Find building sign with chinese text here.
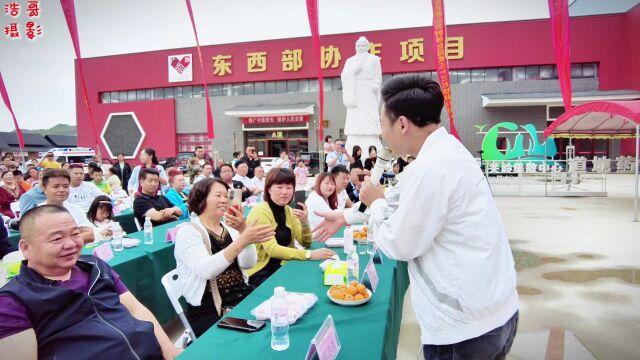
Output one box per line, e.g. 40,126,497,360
242,115,309,126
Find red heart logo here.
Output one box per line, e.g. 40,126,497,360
170,56,190,74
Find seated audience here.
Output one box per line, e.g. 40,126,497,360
193,163,215,184
346,166,363,202
0,170,24,218
13,170,31,192
87,195,115,242
0,222,15,260
39,169,94,244
68,165,108,212
91,167,112,194
219,164,251,201
330,165,354,210
19,172,46,215
133,168,182,227
246,168,335,287
305,173,339,228
0,205,180,359
232,162,259,195
174,178,274,336
164,169,190,220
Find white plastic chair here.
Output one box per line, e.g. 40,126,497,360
161,269,197,343
9,202,20,218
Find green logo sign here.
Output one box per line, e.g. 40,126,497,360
480,122,557,161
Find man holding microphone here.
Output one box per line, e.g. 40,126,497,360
313,74,518,359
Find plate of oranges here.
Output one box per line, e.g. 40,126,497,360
353,226,369,243
327,282,372,306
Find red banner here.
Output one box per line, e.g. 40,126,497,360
242,115,309,126
185,0,215,139
60,0,101,152
431,0,460,140
0,71,24,149
305,0,324,145
548,0,572,112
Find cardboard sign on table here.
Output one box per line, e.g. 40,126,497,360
361,258,379,293
93,242,114,262
305,315,341,360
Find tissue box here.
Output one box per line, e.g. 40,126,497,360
323,261,347,286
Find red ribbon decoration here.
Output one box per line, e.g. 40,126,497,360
548,0,572,112
305,0,324,145
59,0,102,153
0,71,24,150
185,0,215,139
431,0,460,140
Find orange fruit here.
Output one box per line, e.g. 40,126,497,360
344,293,354,301
330,285,339,292
362,291,369,299
349,281,359,287
356,284,367,295
354,294,364,301
346,286,358,296
332,291,345,300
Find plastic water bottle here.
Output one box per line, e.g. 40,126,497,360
347,248,360,284
143,217,153,245
270,286,289,351
112,223,123,252
343,225,353,255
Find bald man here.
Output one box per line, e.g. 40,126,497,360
0,205,181,359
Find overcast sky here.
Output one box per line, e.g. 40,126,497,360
0,0,629,132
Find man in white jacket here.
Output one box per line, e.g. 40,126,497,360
313,74,518,359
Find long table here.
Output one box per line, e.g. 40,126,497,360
7,208,137,248
178,244,409,360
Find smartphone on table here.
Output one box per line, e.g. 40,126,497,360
217,317,266,333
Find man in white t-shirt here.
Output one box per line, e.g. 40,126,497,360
330,165,353,210
68,164,108,212
38,169,95,244
325,139,353,172
232,162,259,195
251,166,265,194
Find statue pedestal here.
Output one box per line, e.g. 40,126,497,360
346,135,383,162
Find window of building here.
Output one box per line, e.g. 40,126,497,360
231,83,243,96
265,81,276,94
145,89,153,100
276,81,287,94
540,65,554,80
174,87,183,98
484,68,498,82
298,79,310,92
287,80,299,93
571,64,583,78
525,66,540,80
309,79,319,92
513,67,526,81
332,77,342,90
163,88,174,98
470,69,484,83
254,82,265,95
323,78,332,92
497,68,512,81
183,86,193,98
101,92,110,103
119,91,128,102
243,83,254,95
222,84,233,96
154,88,163,99
210,84,223,97
582,63,597,78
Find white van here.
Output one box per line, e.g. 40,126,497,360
38,147,96,166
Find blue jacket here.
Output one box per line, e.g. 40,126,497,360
165,188,190,220
18,185,47,215
0,256,163,360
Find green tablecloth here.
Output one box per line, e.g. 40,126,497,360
178,244,409,360
7,209,136,248
82,220,184,324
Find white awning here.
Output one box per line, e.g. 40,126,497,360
482,90,640,108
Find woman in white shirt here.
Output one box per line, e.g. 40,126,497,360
271,150,291,170
304,173,338,228
86,195,114,242
174,178,274,337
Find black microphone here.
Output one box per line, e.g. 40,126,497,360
359,147,392,213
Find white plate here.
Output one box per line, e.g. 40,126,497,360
326,289,372,306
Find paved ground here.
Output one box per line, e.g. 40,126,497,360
397,174,640,360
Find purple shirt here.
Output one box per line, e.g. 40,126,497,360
0,265,128,338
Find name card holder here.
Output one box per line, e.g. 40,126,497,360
305,315,341,360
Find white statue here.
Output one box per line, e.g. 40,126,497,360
341,36,383,155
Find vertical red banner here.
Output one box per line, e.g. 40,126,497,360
0,71,24,149
305,0,324,145
59,0,101,152
185,0,215,140
431,0,460,140
548,0,572,112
